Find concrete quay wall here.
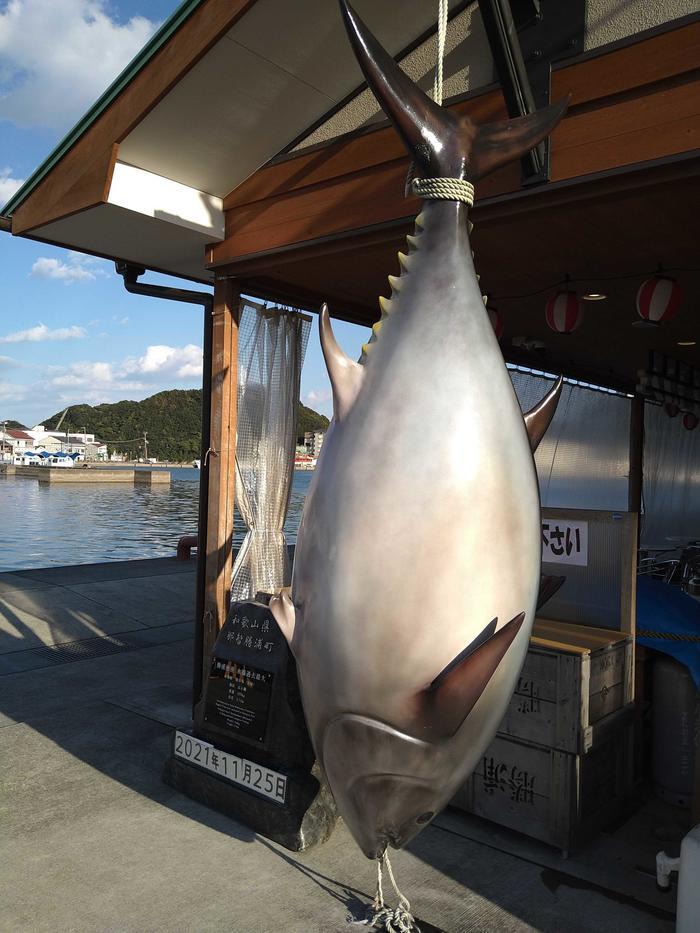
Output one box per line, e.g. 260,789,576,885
1,465,170,484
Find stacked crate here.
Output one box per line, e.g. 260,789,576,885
452,618,634,855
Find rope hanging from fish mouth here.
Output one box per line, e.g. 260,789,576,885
361,851,421,933
406,0,475,208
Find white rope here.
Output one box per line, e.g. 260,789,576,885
410,175,474,205
363,852,421,932
406,2,474,206
433,0,449,105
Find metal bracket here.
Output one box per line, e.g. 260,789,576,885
479,0,585,185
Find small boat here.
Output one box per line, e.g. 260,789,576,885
192,459,201,469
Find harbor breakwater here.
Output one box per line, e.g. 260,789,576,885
1,465,170,484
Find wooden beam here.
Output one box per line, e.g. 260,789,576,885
211,20,700,271
551,18,700,107
200,278,239,690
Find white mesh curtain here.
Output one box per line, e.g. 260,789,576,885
642,401,700,548
510,369,631,510
231,299,311,601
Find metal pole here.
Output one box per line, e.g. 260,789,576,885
115,262,215,714
628,395,645,525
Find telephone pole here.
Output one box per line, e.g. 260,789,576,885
143,431,148,461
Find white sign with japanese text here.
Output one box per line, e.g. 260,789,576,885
173,730,287,803
541,518,588,567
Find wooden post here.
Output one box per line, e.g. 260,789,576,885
200,277,239,696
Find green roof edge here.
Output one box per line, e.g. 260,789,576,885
1,0,207,217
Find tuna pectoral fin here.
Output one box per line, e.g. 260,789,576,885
269,588,296,647
413,613,525,741
524,376,564,451
320,303,364,421
537,574,565,610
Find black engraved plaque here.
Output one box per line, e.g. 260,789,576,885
169,596,338,852
204,659,273,743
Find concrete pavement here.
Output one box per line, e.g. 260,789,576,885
0,559,678,932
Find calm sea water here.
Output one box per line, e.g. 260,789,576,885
0,467,314,572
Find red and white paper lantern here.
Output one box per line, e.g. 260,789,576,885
487,305,504,340
683,412,698,431
545,290,583,334
636,275,682,325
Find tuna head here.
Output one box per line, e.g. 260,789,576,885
319,612,526,858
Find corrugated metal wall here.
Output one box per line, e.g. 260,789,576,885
641,401,700,549
510,370,631,511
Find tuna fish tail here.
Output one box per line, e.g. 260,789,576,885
338,0,569,183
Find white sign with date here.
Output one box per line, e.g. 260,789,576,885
173,730,287,804
541,518,588,567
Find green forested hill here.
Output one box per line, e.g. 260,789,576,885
42,390,329,461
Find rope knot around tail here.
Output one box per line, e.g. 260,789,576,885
364,852,421,932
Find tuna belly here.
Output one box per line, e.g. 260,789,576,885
296,402,540,727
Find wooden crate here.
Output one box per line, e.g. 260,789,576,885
452,725,634,854
496,619,634,755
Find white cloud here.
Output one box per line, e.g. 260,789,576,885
305,389,332,407
6,342,204,422
30,253,108,283
0,323,86,344
0,166,24,204
0,0,159,130
123,344,203,379
0,379,26,402
0,355,17,367
51,361,117,388
46,343,203,395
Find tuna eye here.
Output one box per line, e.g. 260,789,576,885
416,812,433,825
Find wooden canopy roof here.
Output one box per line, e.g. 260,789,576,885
2,0,470,280
210,17,700,391
4,1,699,391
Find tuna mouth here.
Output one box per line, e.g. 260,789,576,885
347,773,437,858
322,713,445,859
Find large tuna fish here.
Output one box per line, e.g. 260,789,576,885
271,0,567,861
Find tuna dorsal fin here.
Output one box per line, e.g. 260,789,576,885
412,612,525,741
470,98,570,180
537,574,565,610
269,587,296,647
319,302,364,420
524,376,564,451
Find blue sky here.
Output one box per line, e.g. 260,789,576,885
0,0,368,426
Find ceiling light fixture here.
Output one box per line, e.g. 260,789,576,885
678,340,697,347
582,292,607,301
